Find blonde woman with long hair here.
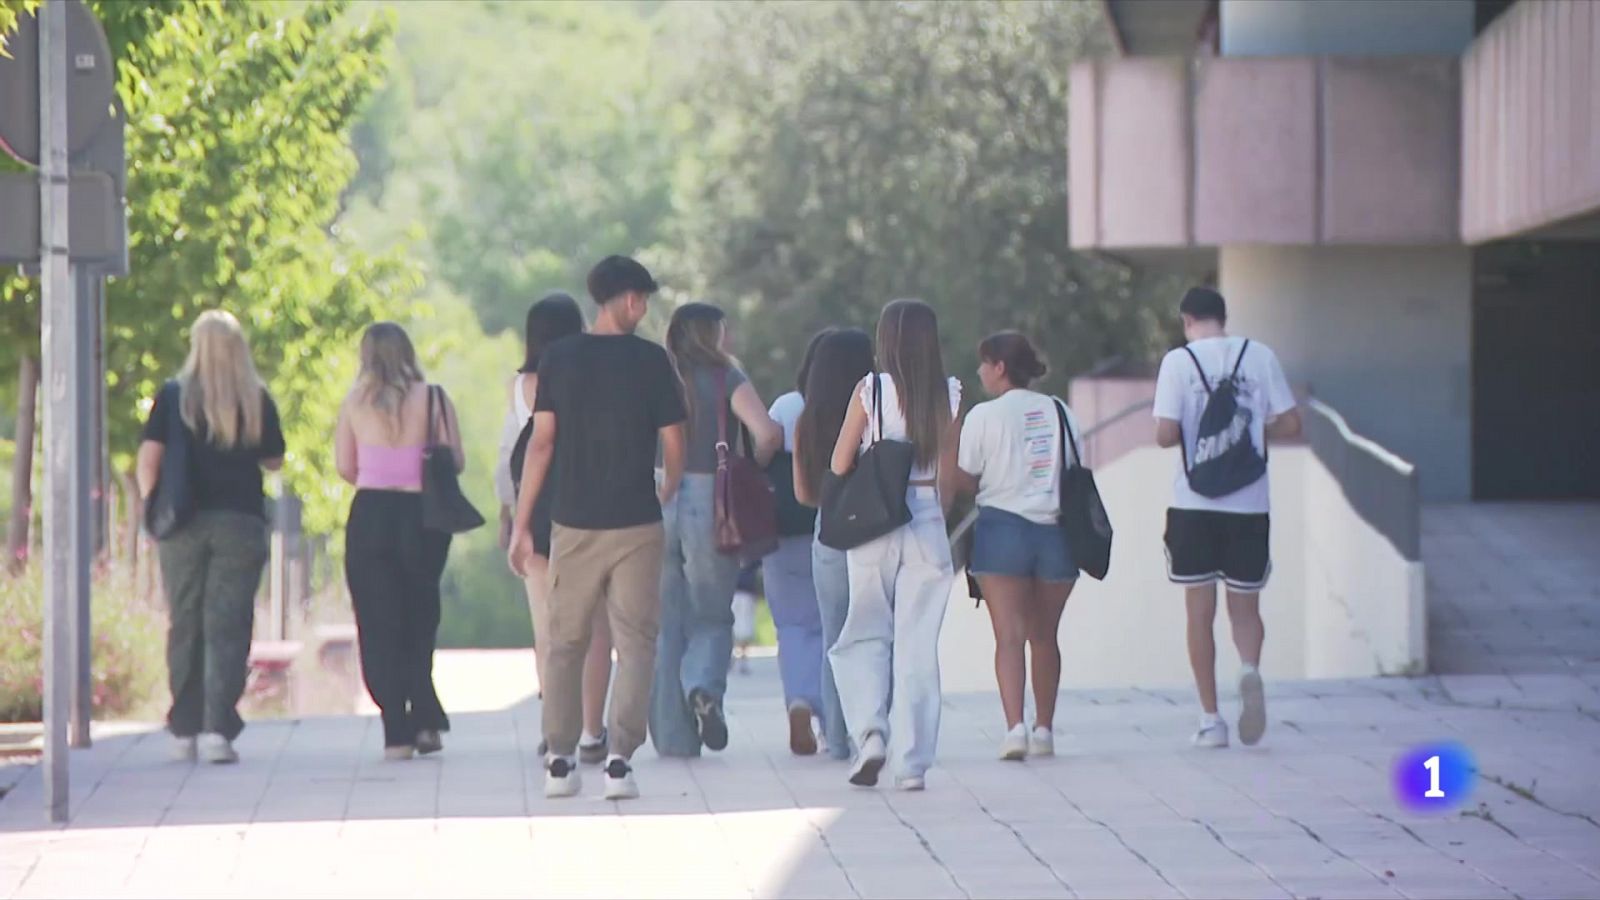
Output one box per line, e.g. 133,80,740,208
335,322,465,761
137,310,286,765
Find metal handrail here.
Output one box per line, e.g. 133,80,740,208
947,397,1154,548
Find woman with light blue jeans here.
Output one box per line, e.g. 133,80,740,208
650,303,781,757
827,300,962,791
791,328,875,761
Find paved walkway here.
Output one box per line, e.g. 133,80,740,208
3,653,1599,899
2,503,1598,899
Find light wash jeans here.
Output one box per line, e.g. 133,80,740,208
830,487,952,779
762,535,824,714
812,523,852,761
650,474,741,757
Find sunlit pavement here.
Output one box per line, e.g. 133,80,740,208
0,638,1596,900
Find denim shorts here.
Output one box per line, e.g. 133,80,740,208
970,506,1077,583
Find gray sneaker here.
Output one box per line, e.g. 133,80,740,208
578,729,609,766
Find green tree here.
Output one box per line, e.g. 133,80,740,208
2,0,419,541
660,0,1180,401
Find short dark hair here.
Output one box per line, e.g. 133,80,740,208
587,255,659,305
1179,286,1227,323
520,292,585,374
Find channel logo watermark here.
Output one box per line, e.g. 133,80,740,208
1392,742,1476,813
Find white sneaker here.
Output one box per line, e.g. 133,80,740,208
895,775,926,792
172,736,197,763
545,756,582,798
197,733,238,765
999,724,1028,761
602,756,639,800
1029,726,1055,758
383,745,415,761
848,732,887,787
1192,719,1230,749
1238,670,1267,746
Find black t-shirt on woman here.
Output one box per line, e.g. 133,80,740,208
534,333,687,530
141,381,287,519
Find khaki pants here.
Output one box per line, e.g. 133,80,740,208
543,521,663,759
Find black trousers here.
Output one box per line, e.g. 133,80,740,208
345,490,452,747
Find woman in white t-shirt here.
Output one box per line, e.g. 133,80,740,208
955,332,1080,763
829,299,962,791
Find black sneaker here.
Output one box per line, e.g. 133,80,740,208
690,689,729,752
602,756,638,800
578,728,609,766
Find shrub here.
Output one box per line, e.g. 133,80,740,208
0,563,165,723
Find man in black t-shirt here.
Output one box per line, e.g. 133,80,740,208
509,255,687,801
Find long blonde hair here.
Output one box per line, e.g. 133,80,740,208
177,310,266,449
356,322,425,435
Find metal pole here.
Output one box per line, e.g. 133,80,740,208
269,477,285,641
92,274,109,558
70,267,93,749
38,0,76,823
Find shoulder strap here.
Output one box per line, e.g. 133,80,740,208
1182,345,1212,396
428,384,448,448
714,367,730,450
872,372,884,442
1230,338,1251,380
1053,398,1080,470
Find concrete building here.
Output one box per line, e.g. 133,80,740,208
1069,0,1599,503
938,0,1596,694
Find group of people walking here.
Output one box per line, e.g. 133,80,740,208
136,261,1299,801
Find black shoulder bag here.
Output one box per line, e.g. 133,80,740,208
422,385,485,534
818,373,914,551
144,380,197,540
1054,398,1112,580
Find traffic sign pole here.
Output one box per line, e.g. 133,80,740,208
39,0,79,823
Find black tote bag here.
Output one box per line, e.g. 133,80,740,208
818,373,914,551
144,380,197,540
1054,398,1112,580
421,385,485,534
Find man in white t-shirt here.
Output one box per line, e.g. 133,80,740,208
1153,287,1299,750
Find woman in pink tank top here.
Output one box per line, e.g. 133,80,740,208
335,322,465,761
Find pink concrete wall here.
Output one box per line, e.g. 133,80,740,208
1194,58,1318,245
1461,0,1600,243
1322,58,1460,243
1099,58,1191,247
1071,56,1463,249
1067,376,1156,469
1068,62,1100,248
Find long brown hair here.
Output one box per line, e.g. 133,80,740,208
177,310,266,449
878,299,951,469
355,322,425,437
665,302,732,419
795,328,874,496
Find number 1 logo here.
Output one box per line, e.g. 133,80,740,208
1394,743,1474,812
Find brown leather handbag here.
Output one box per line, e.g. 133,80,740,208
713,369,779,564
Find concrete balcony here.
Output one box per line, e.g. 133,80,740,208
1069,55,1460,251
1462,0,1600,243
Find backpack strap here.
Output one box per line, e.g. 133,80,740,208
1182,345,1212,396
1230,338,1251,381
